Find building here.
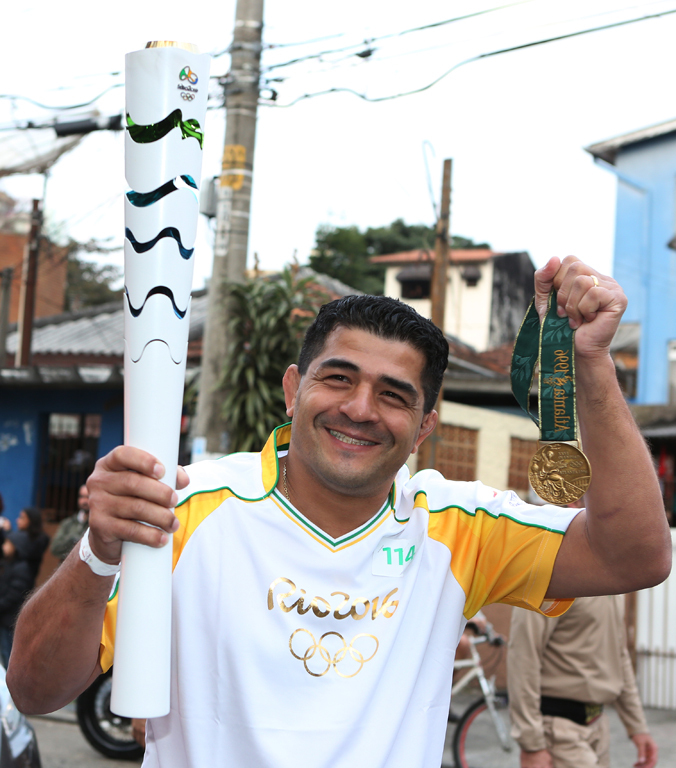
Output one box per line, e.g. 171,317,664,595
0,268,360,524
587,118,676,404
370,248,535,352
0,194,68,325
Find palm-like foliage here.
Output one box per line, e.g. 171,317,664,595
220,268,330,453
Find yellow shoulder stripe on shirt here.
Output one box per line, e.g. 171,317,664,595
99,425,292,673
416,491,572,619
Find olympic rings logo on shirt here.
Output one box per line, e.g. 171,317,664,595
179,66,198,85
181,92,195,101
289,629,379,678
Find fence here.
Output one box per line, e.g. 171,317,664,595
635,528,676,709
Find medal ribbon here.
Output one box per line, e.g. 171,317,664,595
511,290,578,443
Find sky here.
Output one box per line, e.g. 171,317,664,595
3,0,676,291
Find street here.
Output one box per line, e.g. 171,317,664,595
28,699,675,768
28,712,141,768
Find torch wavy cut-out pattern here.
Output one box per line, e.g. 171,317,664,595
126,175,197,207
125,226,194,259
124,285,188,319
126,110,204,149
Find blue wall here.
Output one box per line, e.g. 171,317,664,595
611,134,676,404
0,387,123,524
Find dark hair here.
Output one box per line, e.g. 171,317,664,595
21,508,44,539
298,295,449,413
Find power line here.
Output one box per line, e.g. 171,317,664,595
265,6,676,107
0,84,123,112
261,0,537,73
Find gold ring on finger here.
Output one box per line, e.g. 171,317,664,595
591,275,599,287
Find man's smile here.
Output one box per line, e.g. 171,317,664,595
327,428,378,447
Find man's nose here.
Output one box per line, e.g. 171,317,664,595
339,384,379,422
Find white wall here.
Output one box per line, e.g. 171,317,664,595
407,400,539,488
384,261,494,351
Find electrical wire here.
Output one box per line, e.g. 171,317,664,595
261,0,537,73
0,84,123,112
422,141,439,221
310,0,673,75
264,7,676,107
212,32,349,59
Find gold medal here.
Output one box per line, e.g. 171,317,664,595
528,442,591,505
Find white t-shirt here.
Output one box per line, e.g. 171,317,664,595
101,424,578,768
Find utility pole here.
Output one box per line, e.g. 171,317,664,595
194,0,264,455
417,159,452,471
0,267,14,368
15,199,42,368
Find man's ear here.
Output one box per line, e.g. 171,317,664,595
411,409,438,454
282,365,301,417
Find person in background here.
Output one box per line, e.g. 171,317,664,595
507,594,658,768
11,509,49,586
0,494,11,546
0,536,33,668
50,485,90,562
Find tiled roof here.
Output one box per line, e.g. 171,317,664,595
370,248,500,265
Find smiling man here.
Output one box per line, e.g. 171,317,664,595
7,257,671,768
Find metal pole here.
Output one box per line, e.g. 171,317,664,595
193,0,264,454
15,200,42,367
430,159,452,331
0,267,13,368
418,160,452,471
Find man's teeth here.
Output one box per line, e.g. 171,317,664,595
329,430,375,446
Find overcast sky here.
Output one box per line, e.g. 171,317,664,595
3,0,676,290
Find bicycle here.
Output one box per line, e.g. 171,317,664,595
441,622,519,768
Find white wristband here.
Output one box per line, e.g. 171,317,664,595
79,528,121,577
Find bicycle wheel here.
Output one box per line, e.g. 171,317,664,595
452,694,519,768
76,669,144,760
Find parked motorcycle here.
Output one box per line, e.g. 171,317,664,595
76,669,143,761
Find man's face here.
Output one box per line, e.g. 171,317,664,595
78,485,90,513
283,327,437,498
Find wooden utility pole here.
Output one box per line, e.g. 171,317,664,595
0,267,13,368
194,0,264,455
417,159,452,471
15,199,42,367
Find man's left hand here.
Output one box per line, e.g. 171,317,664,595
534,256,627,361
631,732,658,768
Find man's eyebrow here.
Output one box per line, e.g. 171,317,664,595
380,375,419,402
317,358,360,373
317,359,419,402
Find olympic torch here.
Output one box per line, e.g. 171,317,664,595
110,41,210,717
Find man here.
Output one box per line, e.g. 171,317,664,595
49,485,90,562
508,595,658,768
6,257,672,768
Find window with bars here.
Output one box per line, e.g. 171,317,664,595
37,413,101,521
435,424,478,482
508,437,538,492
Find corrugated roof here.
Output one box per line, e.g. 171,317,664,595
3,268,359,359
6,293,208,358
370,248,499,265
585,118,676,164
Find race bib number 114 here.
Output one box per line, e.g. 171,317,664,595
372,538,416,577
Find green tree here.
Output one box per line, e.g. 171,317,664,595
220,268,331,453
309,218,490,294
40,216,123,312
65,254,123,311
309,224,383,295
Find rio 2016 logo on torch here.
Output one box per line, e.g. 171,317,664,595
179,67,198,85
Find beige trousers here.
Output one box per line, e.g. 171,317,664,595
543,713,610,768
